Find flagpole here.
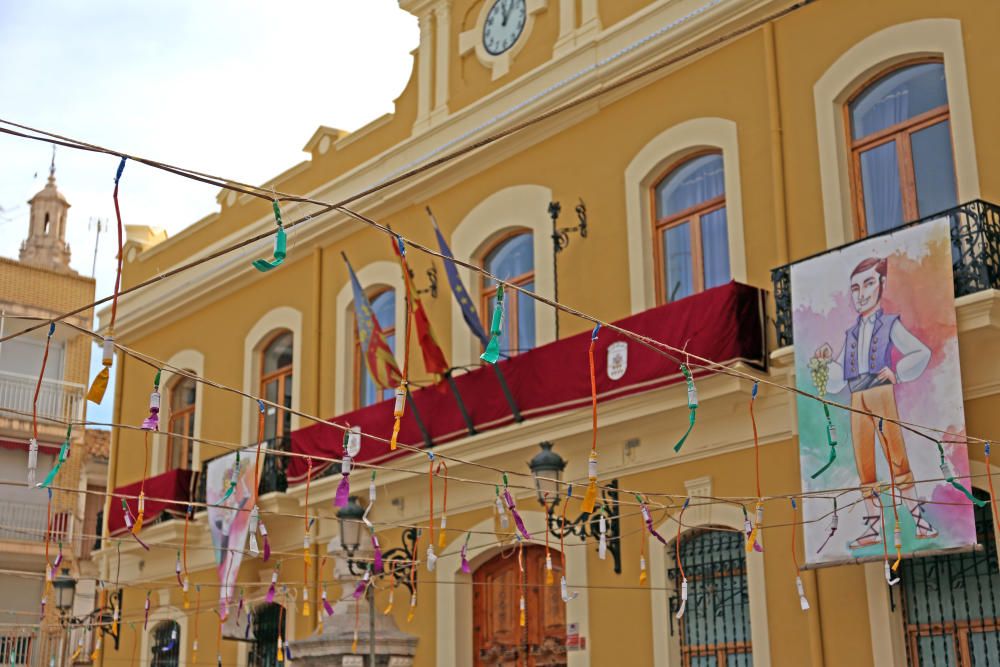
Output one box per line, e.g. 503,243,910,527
443,369,477,436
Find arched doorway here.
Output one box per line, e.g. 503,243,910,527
473,544,566,666
248,603,285,667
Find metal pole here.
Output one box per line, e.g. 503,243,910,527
368,583,376,667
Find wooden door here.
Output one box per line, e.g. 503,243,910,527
473,545,567,667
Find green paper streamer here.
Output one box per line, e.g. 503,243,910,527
480,285,504,364
936,441,986,507
252,202,287,272
672,408,696,453
40,426,72,488
810,403,838,479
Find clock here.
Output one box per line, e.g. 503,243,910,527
483,0,527,56
459,0,548,81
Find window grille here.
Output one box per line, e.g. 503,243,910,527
902,488,1000,666
150,620,180,667
248,603,285,667
668,528,752,666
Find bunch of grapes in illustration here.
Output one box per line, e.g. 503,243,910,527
808,357,831,396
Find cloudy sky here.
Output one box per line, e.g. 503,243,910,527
0,1,418,424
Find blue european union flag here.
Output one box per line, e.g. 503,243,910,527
430,215,490,348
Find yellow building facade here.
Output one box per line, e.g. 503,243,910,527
97,0,1000,666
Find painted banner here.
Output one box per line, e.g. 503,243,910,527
793,218,976,566
207,445,261,601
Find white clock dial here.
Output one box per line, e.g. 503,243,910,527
483,0,527,56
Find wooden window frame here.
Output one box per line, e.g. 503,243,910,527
165,377,196,471
649,150,726,305
845,58,956,238
480,230,535,356
259,331,293,441
352,287,396,411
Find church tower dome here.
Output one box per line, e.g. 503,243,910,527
19,150,73,273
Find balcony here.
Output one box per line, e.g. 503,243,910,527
771,200,1000,347
193,436,290,506
0,500,70,544
0,369,84,424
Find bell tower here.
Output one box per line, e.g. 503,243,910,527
19,149,73,273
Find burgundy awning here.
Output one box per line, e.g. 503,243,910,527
288,281,766,481
109,468,193,536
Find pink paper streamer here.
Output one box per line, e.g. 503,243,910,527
503,488,531,540
461,543,471,574
352,578,367,600
372,535,383,573
335,474,350,507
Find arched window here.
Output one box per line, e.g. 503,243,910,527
847,60,957,235
248,603,286,667
902,488,1000,665
166,376,196,471
668,528,752,665
473,545,566,666
260,332,293,443
354,288,396,409
652,152,730,303
150,620,180,667
481,232,535,356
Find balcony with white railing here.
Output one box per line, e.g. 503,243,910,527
0,500,71,546
0,370,84,425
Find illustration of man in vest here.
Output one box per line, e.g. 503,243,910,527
813,256,936,549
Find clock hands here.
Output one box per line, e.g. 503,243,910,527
501,0,512,27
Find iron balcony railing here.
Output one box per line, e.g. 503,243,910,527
771,199,1000,348
0,501,70,544
194,436,290,506
0,370,84,424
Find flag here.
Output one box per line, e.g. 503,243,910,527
390,237,449,377
427,208,490,348
343,254,402,390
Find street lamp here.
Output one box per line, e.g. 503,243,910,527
336,496,365,557
53,570,76,613
526,441,623,574
528,441,566,509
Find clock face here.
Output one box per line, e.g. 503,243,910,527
483,0,527,56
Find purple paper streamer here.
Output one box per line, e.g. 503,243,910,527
131,532,150,551
265,581,276,604
245,612,253,639
643,506,669,546
262,532,271,562
141,411,159,431
352,578,367,600
335,474,350,507
503,488,531,540
461,543,471,574
323,596,335,617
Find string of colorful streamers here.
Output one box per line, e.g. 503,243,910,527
120,498,149,550
745,500,764,553
436,459,448,550
816,497,839,554
986,443,1000,534
141,370,161,431
672,364,698,452
674,498,690,619
480,283,504,364
40,488,52,619
363,471,383,573
598,505,608,560
750,382,761,498
133,430,151,533
407,529,420,622
302,457,313,617
143,591,150,630
638,494,668,547
384,579,396,616
559,485,579,603
936,440,987,507
461,531,472,575
322,585,335,618
182,504,192,607
501,473,531,540
544,493,554,585
251,201,287,272
581,325,601,513
28,322,55,486
336,426,360,507
38,424,71,488
425,452,438,572
193,585,201,661
810,403,838,479
878,488,900,586
746,382,763,553
248,401,270,561
494,485,509,532
86,157,125,405
266,563,280,604
518,538,526,628
389,235,414,451
789,498,810,611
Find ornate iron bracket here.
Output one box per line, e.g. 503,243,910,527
545,479,621,574
346,526,419,594
549,199,588,254
408,263,438,299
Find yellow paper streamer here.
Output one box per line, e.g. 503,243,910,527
87,366,110,403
